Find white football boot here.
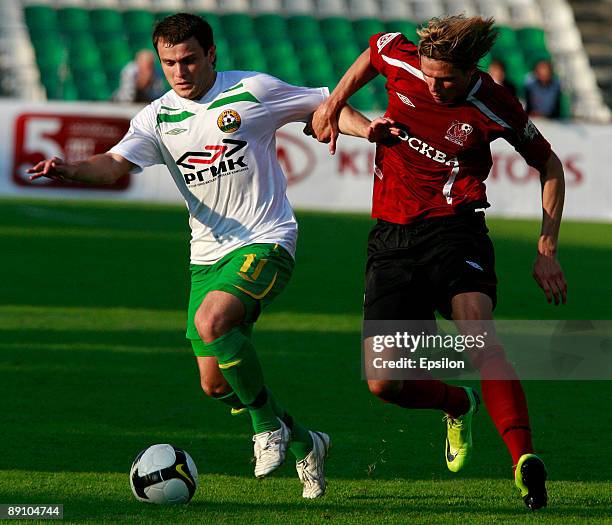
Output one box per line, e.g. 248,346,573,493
296,430,331,499
253,418,291,478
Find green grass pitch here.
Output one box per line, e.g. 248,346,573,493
1,199,610,524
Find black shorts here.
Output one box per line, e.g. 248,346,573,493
364,211,497,321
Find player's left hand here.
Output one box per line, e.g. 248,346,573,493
311,102,340,155
367,117,401,144
532,253,567,305
302,118,315,138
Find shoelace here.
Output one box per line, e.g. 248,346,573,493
254,430,282,453
298,459,319,486
443,415,464,430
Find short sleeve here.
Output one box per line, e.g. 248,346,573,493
369,32,416,77
500,95,552,169
108,105,164,173
250,74,329,129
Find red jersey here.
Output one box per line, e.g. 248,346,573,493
368,32,552,224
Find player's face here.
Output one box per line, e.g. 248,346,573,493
157,37,216,100
420,56,475,104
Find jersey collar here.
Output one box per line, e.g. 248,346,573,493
175,72,223,110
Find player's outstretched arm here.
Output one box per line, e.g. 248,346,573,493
304,107,400,153
27,153,136,185
311,49,378,154
338,106,400,142
533,151,567,305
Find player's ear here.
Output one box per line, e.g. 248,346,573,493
207,45,217,68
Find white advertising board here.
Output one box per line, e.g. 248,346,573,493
0,99,610,221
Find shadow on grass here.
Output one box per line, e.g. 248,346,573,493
3,327,611,483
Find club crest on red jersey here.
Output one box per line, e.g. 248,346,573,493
445,121,473,146
376,32,401,52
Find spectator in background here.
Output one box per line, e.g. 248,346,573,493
113,49,166,103
488,59,517,97
524,59,562,118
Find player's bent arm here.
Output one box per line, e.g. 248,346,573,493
311,49,378,144
538,151,565,256
337,105,371,138
28,153,136,185
336,106,401,144
322,49,378,115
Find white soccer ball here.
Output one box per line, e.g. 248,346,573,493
130,444,198,504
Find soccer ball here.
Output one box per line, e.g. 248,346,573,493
130,444,198,504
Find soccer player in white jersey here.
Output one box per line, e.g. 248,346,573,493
28,13,394,498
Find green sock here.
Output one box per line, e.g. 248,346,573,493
205,328,279,434
212,391,247,415
267,388,313,461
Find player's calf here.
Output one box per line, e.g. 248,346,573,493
367,379,402,402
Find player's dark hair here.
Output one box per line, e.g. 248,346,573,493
417,15,498,71
153,13,214,60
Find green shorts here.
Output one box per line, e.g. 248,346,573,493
186,243,294,356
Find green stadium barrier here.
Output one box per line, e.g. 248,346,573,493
495,25,518,49
90,8,124,35
560,90,571,119
479,52,493,71
320,17,356,45
220,13,255,42
73,69,110,100
25,6,568,106
155,11,174,23
385,20,419,44
303,67,336,89
331,44,361,74
353,18,386,48
349,85,376,110
294,42,328,63
123,10,156,35
254,14,288,41
287,15,321,42
33,40,67,70
266,61,304,86
41,69,78,101
128,32,155,55
262,41,295,64
57,7,90,35
25,5,58,33
516,27,548,54
66,34,98,55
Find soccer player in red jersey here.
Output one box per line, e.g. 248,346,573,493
312,15,567,509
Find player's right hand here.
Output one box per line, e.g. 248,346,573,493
27,156,70,182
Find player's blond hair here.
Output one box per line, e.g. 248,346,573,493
417,15,498,70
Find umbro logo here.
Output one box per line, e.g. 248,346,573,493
165,128,187,135
396,92,415,107
466,260,484,271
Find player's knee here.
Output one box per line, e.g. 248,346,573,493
473,344,512,374
367,380,401,402
200,377,231,398
194,309,231,343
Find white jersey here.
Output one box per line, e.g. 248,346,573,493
110,71,328,264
